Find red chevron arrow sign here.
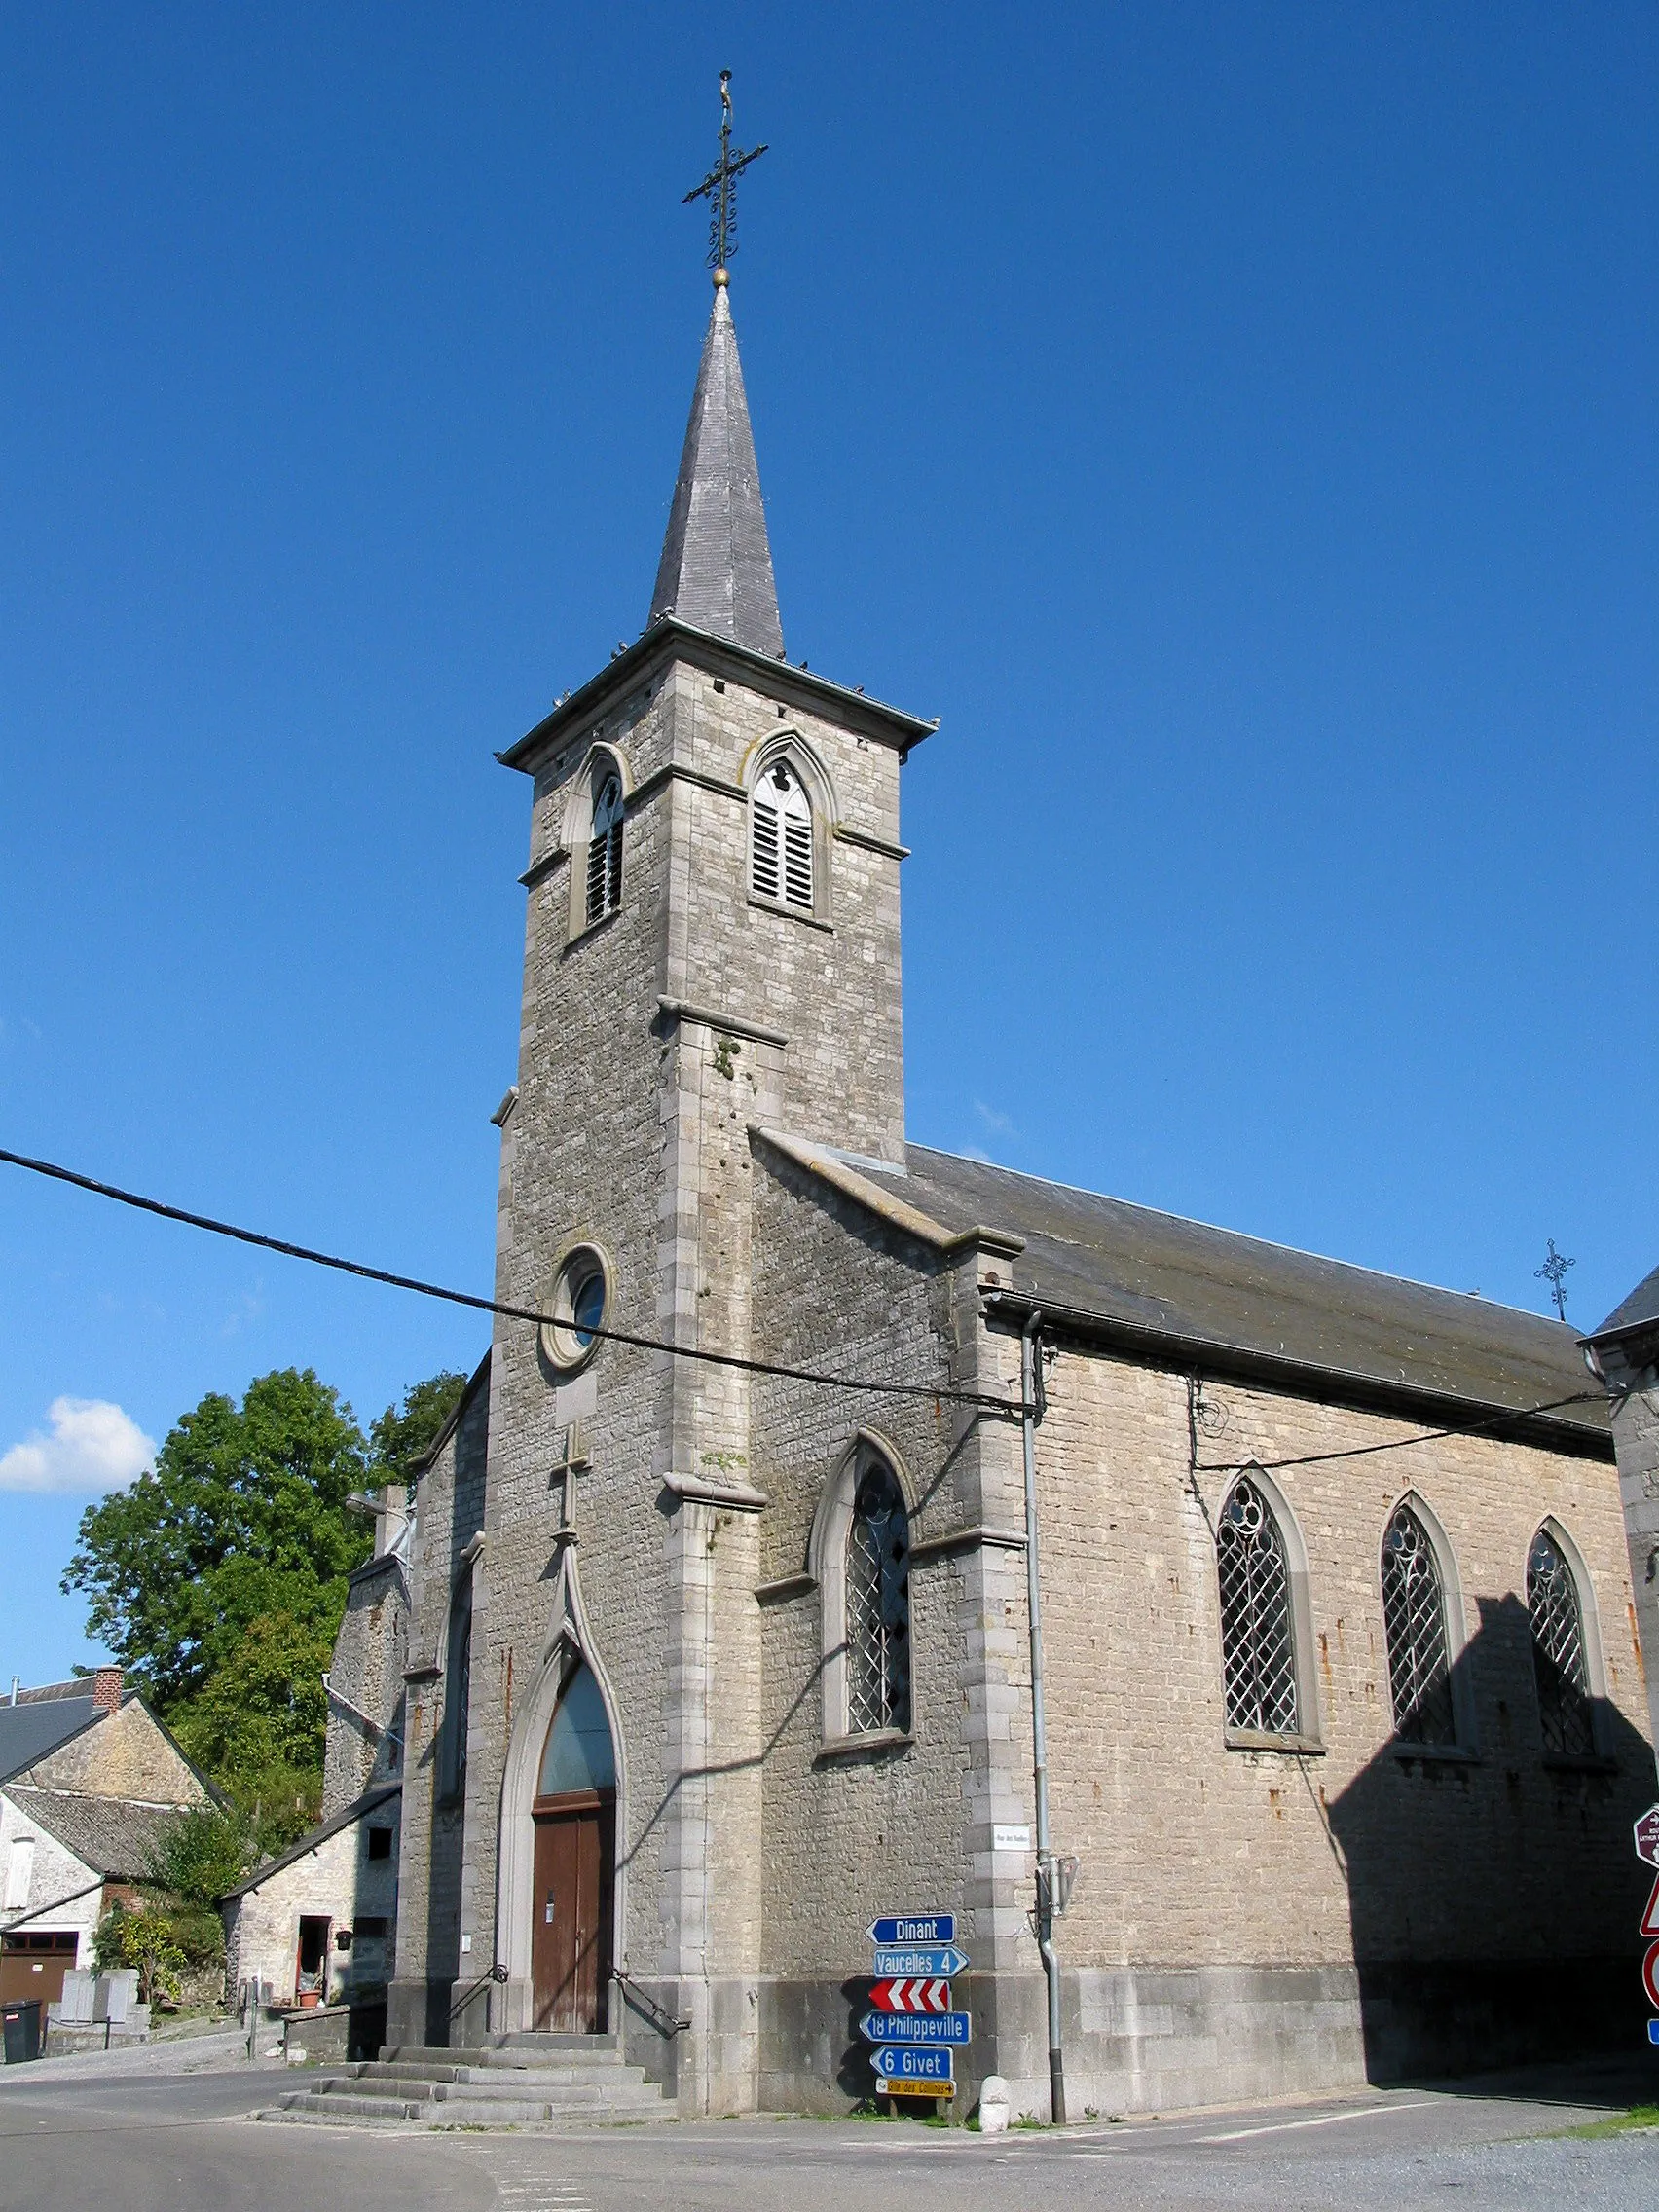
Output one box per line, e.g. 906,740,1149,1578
870,1977,951,2014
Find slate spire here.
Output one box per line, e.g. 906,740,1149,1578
648,279,785,658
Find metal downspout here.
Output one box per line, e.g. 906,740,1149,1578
1021,1310,1066,2125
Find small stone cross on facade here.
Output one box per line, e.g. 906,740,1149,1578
682,70,768,279
549,1422,591,1547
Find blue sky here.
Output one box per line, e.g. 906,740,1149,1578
2,4,1654,1685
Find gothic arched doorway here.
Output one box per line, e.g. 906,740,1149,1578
531,1659,616,2032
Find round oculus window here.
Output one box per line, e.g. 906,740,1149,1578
541,1247,610,1372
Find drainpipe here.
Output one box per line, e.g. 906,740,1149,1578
1021,1310,1066,2125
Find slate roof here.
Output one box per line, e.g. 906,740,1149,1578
3,1787,185,1881
1588,1263,1659,1346
843,1144,1609,1448
648,284,784,657
217,1784,400,1903
0,1696,98,1783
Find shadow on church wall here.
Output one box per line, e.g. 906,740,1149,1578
1325,1592,1655,2083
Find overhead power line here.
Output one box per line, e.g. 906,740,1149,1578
0,1145,1017,1416
1,1145,1606,1458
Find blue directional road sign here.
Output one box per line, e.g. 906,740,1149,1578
870,1945,969,1979
860,2010,972,2046
871,2046,953,2084
867,1914,955,1947
1649,2020,1659,2046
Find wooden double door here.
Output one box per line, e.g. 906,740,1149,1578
530,1789,614,2032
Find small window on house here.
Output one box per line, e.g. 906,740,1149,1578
1381,1503,1456,1745
353,1917,389,1940
1527,1527,1595,1757
365,1826,393,1861
1216,1475,1300,1737
846,1458,911,1735
585,772,624,926
752,759,813,910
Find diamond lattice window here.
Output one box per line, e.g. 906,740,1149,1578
752,761,813,910
1527,1528,1595,1757
846,1459,911,1735
1381,1503,1456,1745
1217,1475,1300,1737
585,773,624,925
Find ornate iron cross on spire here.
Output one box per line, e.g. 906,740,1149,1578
1535,1236,1576,1321
682,69,768,286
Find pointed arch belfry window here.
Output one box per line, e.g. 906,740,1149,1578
1527,1527,1595,1757
1216,1474,1300,1737
751,758,813,910
585,772,624,926
1381,1503,1456,1745
845,1458,911,1735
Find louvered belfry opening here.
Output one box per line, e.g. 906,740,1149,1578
1216,1475,1300,1737
1527,1528,1596,1756
585,773,624,926
751,758,813,910
1381,1503,1456,1745
846,1457,911,1735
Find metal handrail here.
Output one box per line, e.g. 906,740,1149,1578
448,1960,509,2019
611,1966,690,2035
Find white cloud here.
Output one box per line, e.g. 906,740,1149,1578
0,1398,156,1496
974,1100,1016,1137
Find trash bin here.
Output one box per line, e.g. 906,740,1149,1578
2,2000,43,2064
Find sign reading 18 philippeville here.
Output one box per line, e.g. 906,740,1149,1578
861,1914,969,2097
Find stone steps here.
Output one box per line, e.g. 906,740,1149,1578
261,2033,675,2130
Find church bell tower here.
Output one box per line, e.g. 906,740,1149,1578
461,79,935,2112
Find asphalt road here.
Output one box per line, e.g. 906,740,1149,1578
0,2048,1655,2212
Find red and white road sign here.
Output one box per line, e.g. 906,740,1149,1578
869,1977,951,2015
1642,1941,1659,2014
1635,1804,1659,1869
1642,1874,1659,1941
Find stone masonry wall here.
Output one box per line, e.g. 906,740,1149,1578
323,1555,408,1818
387,1368,488,2048
990,1334,1653,2109
21,1700,206,1808
747,1145,1024,2113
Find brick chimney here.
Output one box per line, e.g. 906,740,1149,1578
92,1667,123,1716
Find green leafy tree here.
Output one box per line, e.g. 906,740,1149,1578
63,1369,371,1711
93,1901,187,2004
168,1611,334,1849
145,1801,256,1907
370,1369,468,1487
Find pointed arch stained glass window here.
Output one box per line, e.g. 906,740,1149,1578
1527,1529,1595,1758
537,1663,617,1796
1381,1504,1456,1745
846,1458,910,1735
1216,1475,1299,1737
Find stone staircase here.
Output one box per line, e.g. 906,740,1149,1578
263,2030,675,2128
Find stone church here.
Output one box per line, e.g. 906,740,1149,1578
379,264,1653,2121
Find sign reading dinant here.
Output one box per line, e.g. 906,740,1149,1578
867,1914,955,1946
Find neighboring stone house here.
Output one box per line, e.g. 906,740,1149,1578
0,1671,210,2009
374,266,1650,2123
218,1496,408,2038
1583,1267,1659,1771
